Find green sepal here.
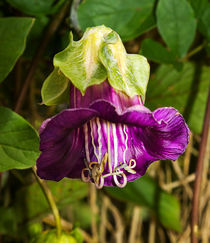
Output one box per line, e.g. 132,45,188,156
99,31,150,97
49,25,150,99
41,68,70,106
54,26,111,95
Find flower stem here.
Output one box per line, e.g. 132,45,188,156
32,167,62,237
191,90,210,243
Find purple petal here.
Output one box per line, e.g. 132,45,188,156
37,100,190,186
37,108,98,181
90,100,190,161
141,108,190,160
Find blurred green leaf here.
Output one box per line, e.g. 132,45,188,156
146,63,210,134
41,68,70,106
78,0,156,41
0,17,34,82
106,176,182,232
15,179,88,221
190,0,208,18
25,16,49,58
198,3,210,41
190,0,210,41
0,107,40,172
7,0,65,16
156,0,197,58
0,207,17,234
141,38,176,64
70,202,92,228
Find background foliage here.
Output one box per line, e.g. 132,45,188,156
0,0,209,242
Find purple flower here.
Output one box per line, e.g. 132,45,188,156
37,81,190,188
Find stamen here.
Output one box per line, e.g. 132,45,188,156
81,157,137,188
107,121,112,173
90,120,100,162
124,159,136,174
123,124,128,164
81,168,91,182
84,124,90,162
81,120,137,189
96,118,102,161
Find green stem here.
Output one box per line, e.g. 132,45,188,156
32,167,62,237
182,42,206,61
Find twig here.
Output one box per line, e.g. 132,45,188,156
184,134,193,176
157,227,166,243
128,206,141,243
14,0,71,113
42,214,73,231
148,219,156,243
104,196,124,243
32,167,62,237
201,200,210,243
191,90,210,243
161,173,195,191
89,183,99,242
100,195,108,243
172,161,193,198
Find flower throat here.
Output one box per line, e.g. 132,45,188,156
81,118,137,188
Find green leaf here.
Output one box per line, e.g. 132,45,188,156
0,207,17,234
0,107,40,172
24,16,49,58
99,31,150,97
14,179,88,221
198,3,210,41
106,176,182,232
78,0,156,41
190,0,210,41
0,17,34,82
156,0,197,58
41,68,70,106
6,0,65,16
141,38,176,64
190,0,208,18
145,63,210,134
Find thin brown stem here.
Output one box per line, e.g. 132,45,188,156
89,183,99,242
128,206,141,243
14,0,71,113
191,90,210,243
